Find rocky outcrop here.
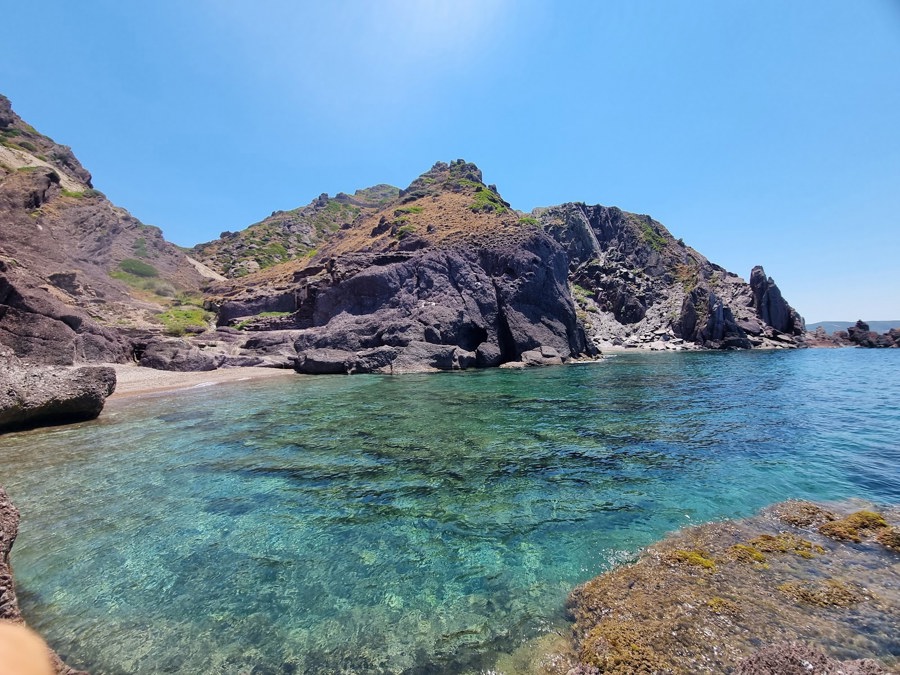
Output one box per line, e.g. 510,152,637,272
204,161,594,373
749,265,804,335
0,352,116,433
538,204,806,351
1,486,87,674
566,500,898,674
284,234,589,373
0,262,131,365
845,320,900,348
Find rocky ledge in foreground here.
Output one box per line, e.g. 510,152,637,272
0,350,115,433
560,500,898,674
1,486,86,674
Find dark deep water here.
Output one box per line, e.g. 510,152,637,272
1,349,898,673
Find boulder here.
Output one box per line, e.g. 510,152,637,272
138,337,224,372
520,345,564,366
0,357,116,433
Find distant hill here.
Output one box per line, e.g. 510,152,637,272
808,321,900,334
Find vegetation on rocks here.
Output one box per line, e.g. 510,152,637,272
565,500,898,674
154,307,213,336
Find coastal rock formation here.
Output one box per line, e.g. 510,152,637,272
1,486,87,674
749,265,804,336
0,94,209,364
2,88,810,371
564,500,897,674
805,321,900,348
846,320,900,348
206,161,591,373
0,351,116,433
536,203,805,351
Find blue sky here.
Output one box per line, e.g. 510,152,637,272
2,0,898,322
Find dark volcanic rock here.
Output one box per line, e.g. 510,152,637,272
0,355,116,433
1,485,88,674
844,320,900,348
749,265,805,335
0,269,130,365
285,232,588,372
538,203,805,350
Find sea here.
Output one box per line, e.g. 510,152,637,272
1,349,898,673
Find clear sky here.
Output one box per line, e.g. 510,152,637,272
2,0,898,322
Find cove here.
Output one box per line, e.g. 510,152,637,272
1,349,898,673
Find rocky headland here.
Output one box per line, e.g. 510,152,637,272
2,92,808,383
0,93,811,426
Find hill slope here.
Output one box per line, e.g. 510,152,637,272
0,94,210,364
185,160,804,373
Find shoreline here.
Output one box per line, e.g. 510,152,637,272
106,364,296,400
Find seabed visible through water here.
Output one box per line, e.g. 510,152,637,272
1,349,898,673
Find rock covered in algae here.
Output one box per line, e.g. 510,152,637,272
735,642,889,675
565,500,899,674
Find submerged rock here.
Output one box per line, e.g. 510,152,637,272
1,485,87,674
736,642,888,675
0,351,115,433
564,500,898,674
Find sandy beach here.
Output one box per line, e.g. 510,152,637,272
107,364,296,400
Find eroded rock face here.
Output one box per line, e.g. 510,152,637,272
0,353,116,433
538,204,806,350
749,265,805,335
284,235,589,373
0,485,87,674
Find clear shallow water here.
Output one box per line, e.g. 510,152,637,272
0,349,898,673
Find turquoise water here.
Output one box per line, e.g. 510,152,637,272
1,349,898,673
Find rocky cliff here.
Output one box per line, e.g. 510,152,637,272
199,161,591,373
2,89,807,372
537,203,804,351
185,161,805,372
0,94,211,364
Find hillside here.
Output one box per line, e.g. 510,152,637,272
191,184,399,278
180,160,804,373
0,90,808,372
0,94,210,364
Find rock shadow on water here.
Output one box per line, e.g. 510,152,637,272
529,499,900,675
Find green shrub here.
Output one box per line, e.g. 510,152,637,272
155,307,212,336
518,216,539,227
119,258,159,277
470,187,507,214
395,224,416,239
132,238,149,258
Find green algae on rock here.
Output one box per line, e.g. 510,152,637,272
818,510,890,543
565,500,899,674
